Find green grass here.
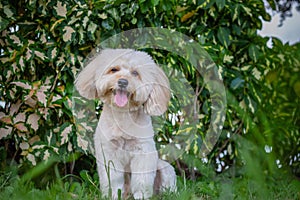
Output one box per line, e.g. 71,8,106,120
0,173,206,200
0,167,299,200
0,171,101,200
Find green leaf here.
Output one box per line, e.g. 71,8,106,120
230,77,244,90
245,96,257,113
47,47,59,61
267,0,276,10
217,27,230,48
107,8,120,23
79,170,91,182
8,34,23,47
0,16,10,31
131,17,137,24
88,22,97,36
231,4,239,22
139,1,150,13
248,44,260,62
54,1,67,18
62,26,75,42
34,50,47,61
101,17,115,30
77,134,89,152
151,0,159,7
232,24,241,35
293,81,300,97
223,54,233,63
262,13,271,22
60,123,73,145
4,5,14,18
216,0,225,10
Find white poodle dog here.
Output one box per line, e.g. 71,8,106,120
75,49,176,199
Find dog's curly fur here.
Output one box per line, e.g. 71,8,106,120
75,49,176,199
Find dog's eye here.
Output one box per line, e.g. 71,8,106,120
131,70,139,77
110,67,119,73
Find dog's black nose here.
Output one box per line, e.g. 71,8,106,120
118,78,128,88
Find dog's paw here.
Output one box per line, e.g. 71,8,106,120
133,191,151,200
133,191,143,199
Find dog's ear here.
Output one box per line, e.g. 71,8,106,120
144,67,170,116
75,57,99,99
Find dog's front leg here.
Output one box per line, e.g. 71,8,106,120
98,162,125,199
95,142,125,199
130,152,158,199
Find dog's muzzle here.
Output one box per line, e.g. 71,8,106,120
113,78,129,107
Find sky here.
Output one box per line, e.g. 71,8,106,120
258,5,300,45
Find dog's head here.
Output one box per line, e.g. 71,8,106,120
75,49,170,116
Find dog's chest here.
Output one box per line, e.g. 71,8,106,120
99,108,154,138
110,137,140,151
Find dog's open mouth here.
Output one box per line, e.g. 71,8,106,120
113,89,130,107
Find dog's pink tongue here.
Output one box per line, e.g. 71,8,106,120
114,90,128,107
